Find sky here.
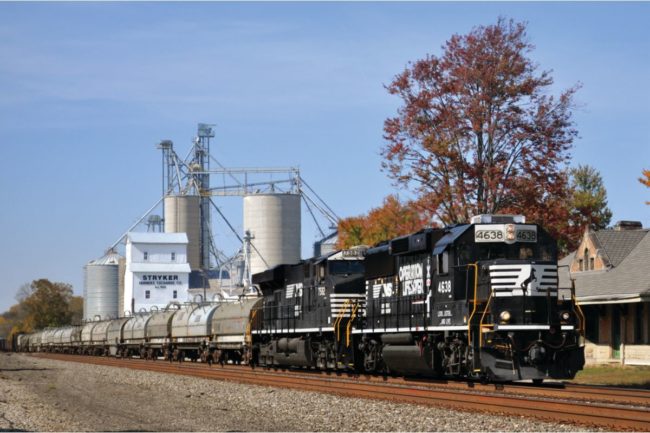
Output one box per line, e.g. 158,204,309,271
0,2,648,313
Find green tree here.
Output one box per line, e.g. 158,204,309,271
569,165,612,229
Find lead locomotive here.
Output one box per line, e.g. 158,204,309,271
250,215,585,382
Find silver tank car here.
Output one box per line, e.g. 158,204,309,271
145,305,181,360
209,296,262,364
90,320,111,355
122,313,150,358
106,317,132,357
170,303,222,362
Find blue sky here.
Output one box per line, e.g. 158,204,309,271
1,2,648,312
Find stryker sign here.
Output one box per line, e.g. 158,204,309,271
141,275,179,281
138,274,183,287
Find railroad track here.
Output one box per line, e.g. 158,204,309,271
31,353,650,431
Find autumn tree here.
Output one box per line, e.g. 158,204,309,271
21,279,74,329
640,169,650,205
338,195,430,249
382,18,578,233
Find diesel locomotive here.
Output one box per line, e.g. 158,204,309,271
17,214,585,383
250,214,585,382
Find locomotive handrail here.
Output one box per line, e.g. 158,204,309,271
466,263,479,351
334,299,351,342
346,301,359,348
571,279,586,339
479,291,494,349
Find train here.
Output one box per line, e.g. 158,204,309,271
15,214,586,383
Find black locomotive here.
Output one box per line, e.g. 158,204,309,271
250,214,585,382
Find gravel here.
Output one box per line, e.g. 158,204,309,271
0,352,603,432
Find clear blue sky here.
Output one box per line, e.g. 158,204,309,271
1,2,648,312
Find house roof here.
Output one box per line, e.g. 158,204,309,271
592,229,647,267
127,232,188,244
559,229,650,303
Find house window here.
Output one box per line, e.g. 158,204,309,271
590,257,595,271
635,303,644,344
173,290,177,299
171,252,176,261
144,251,148,261
578,259,584,271
583,248,589,270
145,290,150,299
585,306,599,343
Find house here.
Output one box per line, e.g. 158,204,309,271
558,221,650,365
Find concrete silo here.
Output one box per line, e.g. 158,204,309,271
243,193,301,276
164,195,201,271
83,250,121,321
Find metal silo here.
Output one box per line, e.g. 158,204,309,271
83,250,121,321
164,195,201,270
243,193,301,275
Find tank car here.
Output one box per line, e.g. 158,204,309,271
121,312,150,357
144,304,181,360
169,302,222,362
207,295,262,365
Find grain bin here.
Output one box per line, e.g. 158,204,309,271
164,195,201,270
83,250,121,321
243,193,301,275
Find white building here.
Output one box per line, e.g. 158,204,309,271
123,232,191,314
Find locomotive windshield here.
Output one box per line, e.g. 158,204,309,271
328,260,364,276
457,230,557,264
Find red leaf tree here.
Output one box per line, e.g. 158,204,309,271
337,195,430,249
640,169,650,205
382,18,579,244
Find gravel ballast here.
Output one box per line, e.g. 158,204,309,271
0,353,602,431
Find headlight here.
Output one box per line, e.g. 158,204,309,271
561,311,571,321
499,310,511,322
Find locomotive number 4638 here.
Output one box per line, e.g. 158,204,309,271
475,230,503,240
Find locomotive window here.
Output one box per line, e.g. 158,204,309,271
437,252,449,274
329,260,364,276
519,247,534,260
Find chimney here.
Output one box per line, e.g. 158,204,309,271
613,221,643,231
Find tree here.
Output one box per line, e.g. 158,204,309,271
338,195,430,249
640,169,650,205
569,165,612,229
382,18,578,231
21,279,74,329
68,296,84,325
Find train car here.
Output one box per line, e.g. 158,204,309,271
169,302,222,362
144,304,181,360
106,317,132,357
250,247,367,369
59,326,81,354
209,295,262,364
122,313,150,357
357,214,585,382
249,214,585,383
80,321,99,355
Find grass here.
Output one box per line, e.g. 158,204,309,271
571,364,650,388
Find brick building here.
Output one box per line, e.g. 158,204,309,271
559,221,650,365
